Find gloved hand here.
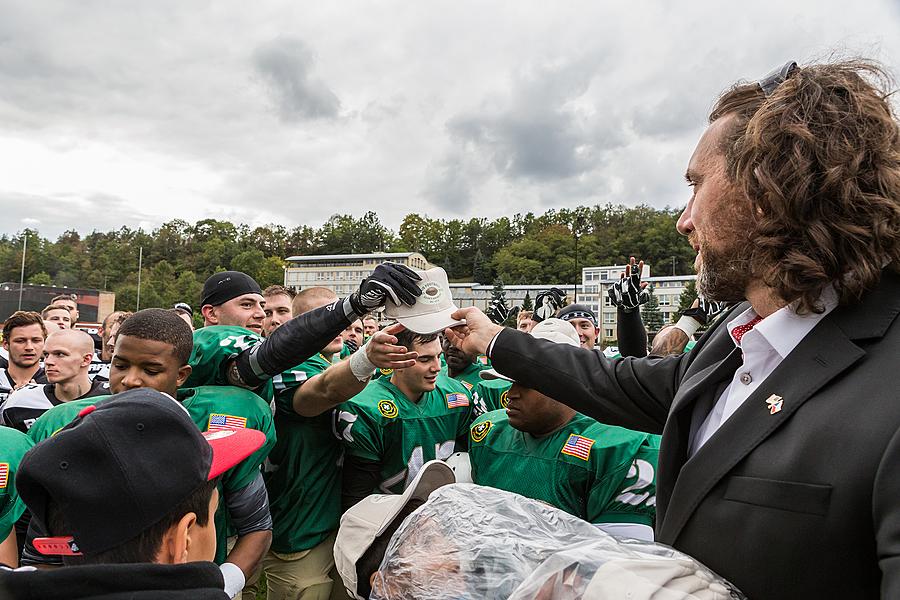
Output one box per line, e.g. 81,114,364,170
607,258,650,312
533,287,566,322
343,339,359,355
488,301,519,325
349,262,422,315
699,296,726,319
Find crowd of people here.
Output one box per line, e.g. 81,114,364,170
1,57,900,600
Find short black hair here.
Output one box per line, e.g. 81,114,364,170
355,498,425,598
116,308,193,365
394,330,438,351
46,477,218,566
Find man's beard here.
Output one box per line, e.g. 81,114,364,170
696,245,752,303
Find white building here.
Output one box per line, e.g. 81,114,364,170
283,252,433,296
448,283,584,313
580,264,697,344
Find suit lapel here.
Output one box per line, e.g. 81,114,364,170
658,317,865,543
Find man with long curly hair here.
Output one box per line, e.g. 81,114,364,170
446,59,900,600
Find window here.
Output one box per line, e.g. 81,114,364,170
603,312,616,324
659,295,671,306
605,328,614,338
604,295,613,307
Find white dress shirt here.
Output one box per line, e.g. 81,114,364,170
688,288,838,457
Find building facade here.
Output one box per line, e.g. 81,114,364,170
448,283,584,313
283,252,433,296
579,264,697,344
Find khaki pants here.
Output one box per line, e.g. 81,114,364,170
243,532,346,600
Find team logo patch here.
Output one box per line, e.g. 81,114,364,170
378,399,399,419
0,463,8,488
208,413,247,432
561,434,594,461
446,392,469,409
500,390,509,408
379,368,393,376
418,281,443,305
471,421,492,443
461,381,473,391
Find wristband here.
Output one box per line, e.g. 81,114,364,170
673,315,701,338
219,562,246,599
349,342,377,381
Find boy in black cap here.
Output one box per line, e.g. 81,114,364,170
1,388,265,599
556,303,600,350
186,265,422,396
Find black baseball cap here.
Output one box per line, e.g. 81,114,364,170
556,303,598,328
200,271,263,308
16,388,265,557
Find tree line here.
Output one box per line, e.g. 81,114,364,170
0,204,694,311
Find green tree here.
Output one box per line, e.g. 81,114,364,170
641,286,664,332
28,272,52,285
522,291,533,312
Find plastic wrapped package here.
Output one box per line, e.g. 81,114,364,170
370,484,745,600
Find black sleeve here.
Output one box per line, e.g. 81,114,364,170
224,472,273,535
490,328,683,434
341,455,382,512
234,299,354,387
616,307,648,358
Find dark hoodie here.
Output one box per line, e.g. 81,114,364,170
0,561,229,600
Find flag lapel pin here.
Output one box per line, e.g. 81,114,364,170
765,394,783,415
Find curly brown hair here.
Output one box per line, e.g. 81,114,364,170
710,59,900,314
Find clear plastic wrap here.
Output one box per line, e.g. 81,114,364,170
370,484,745,600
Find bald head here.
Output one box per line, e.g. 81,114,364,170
292,287,338,317
43,329,95,386
47,329,95,355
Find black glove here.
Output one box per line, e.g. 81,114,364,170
343,339,359,355
488,301,519,325
608,268,650,313
349,262,422,315
533,288,566,322
698,296,726,319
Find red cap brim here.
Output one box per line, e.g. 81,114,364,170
202,428,266,479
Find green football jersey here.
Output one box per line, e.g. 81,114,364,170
337,374,473,494
266,353,343,553
28,387,275,565
28,396,111,443
1,427,34,540
440,361,485,394
177,386,276,564
471,378,512,418
184,326,274,402
469,411,660,526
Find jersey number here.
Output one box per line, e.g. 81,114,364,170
615,459,656,507
381,441,456,493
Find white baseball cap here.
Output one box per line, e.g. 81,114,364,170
333,460,456,599
383,266,464,334
480,318,580,382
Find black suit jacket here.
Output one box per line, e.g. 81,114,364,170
491,270,900,599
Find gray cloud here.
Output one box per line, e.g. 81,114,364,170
0,192,155,238
252,37,340,121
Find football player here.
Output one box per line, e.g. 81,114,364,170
467,319,660,541
0,329,106,433
337,329,473,509
0,312,47,405
439,334,483,392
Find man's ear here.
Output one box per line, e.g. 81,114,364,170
201,305,217,325
81,353,93,368
176,364,193,388
156,512,197,565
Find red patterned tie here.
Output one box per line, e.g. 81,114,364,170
730,315,763,343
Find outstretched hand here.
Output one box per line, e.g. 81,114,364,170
533,287,567,322
444,307,503,357
365,323,418,370
608,257,650,312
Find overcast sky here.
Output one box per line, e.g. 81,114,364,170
1,1,898,239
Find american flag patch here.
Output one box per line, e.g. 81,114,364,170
446,392,469,409
0,463,8,488
461,381,474,391
561,434,594,461
208,413,247,432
